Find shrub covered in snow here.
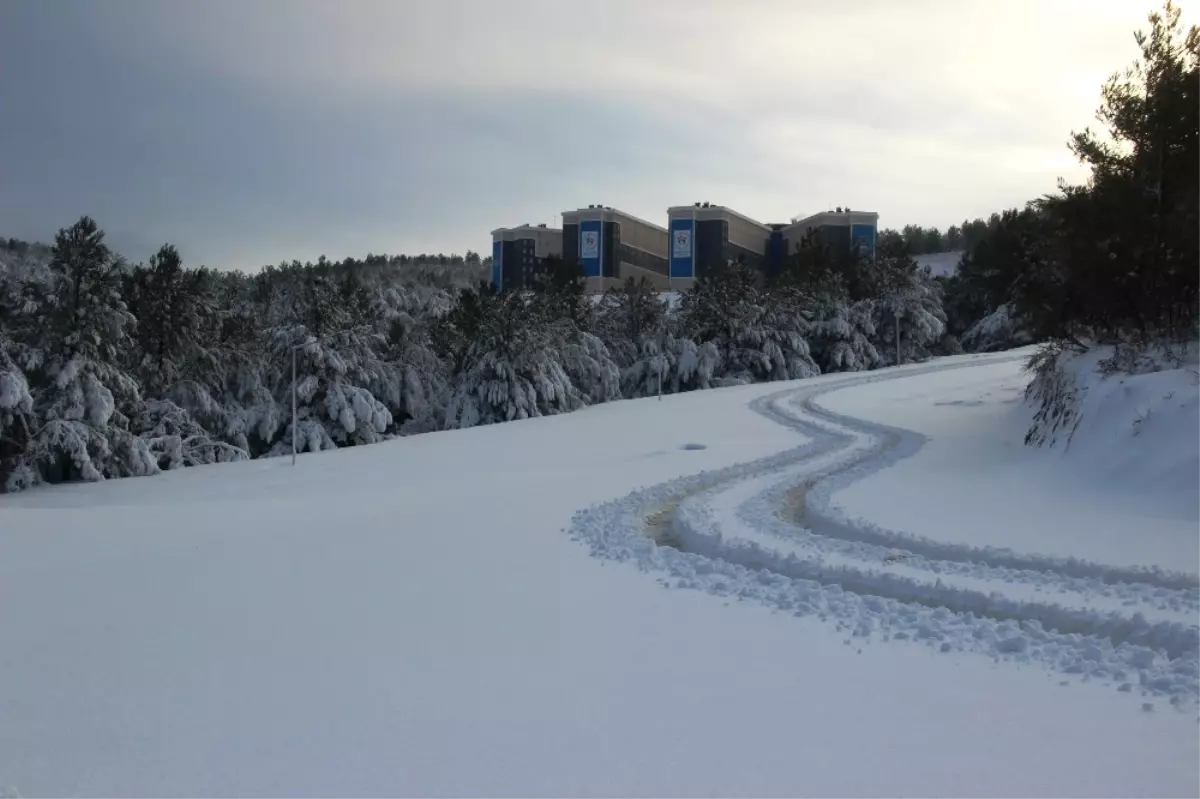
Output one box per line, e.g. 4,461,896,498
808,299,881,373
961,304,1034,353
0,340,36,491
1023,340,1088,449
439,291,588,427
870,257,948,366
132,399,250,469
680,262,819,384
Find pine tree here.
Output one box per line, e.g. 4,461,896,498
0,335,36,491
265,266,395,453
378,311,450,433
871,253,948,365
125,244,210,396
168,269,278,456
809,299,881,372
20,217,157,484
441,288,586,427
940,207,1049,346
593,277,677,396
1017,1,1199,343
944,225,964,251
681,261,818,384
532,256,591,332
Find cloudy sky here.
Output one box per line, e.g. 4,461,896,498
0,0,1169,270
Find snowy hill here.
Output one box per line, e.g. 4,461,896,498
1026,342,1200,519
915,250,964,277
1,351,1196,797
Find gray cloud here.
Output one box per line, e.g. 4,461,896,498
0,0,1162,269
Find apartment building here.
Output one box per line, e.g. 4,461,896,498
560,205,670,293
490,224,563,292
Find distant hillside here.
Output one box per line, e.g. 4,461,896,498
914,251,963,278
1,235,489,288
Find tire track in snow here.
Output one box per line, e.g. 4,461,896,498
568,353,1200,702
729,391,1199,621
774,390,1199,592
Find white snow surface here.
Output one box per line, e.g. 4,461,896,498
1,351,1197,797
828,348,1199,570
914,250,964,277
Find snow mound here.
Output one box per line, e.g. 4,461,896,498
1026,342,1199,521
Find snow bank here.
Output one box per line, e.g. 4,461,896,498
1026,342,1199,520
826,353,1198,572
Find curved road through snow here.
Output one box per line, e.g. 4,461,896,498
569,353,1200,703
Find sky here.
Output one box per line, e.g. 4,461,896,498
0,0,1177,270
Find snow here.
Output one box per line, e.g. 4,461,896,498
826,347,1199,571
914,250,964,277
960,302,1033,352
1056,344,1199,520
588,290,681,308
0,369,32,413
1,351,1196,797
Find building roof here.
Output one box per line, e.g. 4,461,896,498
667,204,771,232
560,206,668,233
491,224,562,239
788,209,879,228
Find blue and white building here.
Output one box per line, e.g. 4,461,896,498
780,208,880,263
560,205,669,293
668,203,880,284
490,203,879,294
667,202,774,288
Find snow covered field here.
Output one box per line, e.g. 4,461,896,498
1,350,1197,797
826,354,1199,569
